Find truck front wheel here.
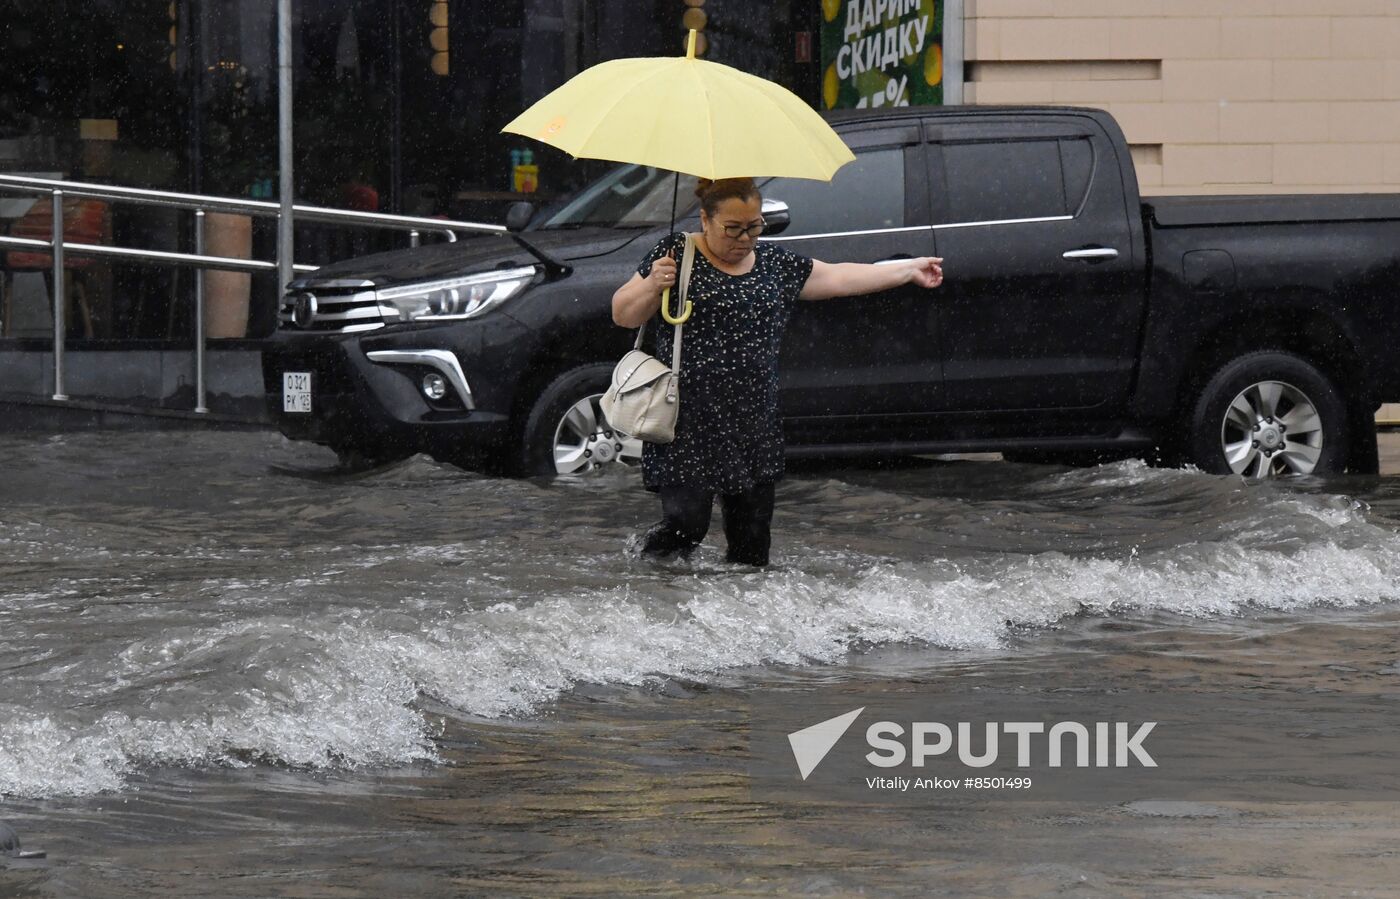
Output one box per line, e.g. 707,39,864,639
518,364,644,476
1186,351,1348,479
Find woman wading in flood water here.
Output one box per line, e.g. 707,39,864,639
611,176,944,566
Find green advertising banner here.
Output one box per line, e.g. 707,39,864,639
819,0,944,110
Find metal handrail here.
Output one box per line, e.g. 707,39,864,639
0,173,510,411
0,233,281,275
0,173,507,238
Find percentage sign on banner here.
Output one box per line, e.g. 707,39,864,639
886,74,910,106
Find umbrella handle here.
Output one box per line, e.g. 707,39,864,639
660,286,691,325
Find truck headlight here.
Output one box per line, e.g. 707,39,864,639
376,266,537,323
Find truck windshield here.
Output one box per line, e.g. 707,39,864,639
541,165,698,229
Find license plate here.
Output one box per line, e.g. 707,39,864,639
282,371,312,413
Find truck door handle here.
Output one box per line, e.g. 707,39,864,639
1062,247,1119,262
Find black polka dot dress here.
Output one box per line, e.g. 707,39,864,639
635,231,815,494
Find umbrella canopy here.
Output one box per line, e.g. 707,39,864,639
502,31,854,182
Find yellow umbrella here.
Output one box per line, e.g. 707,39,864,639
503,30,854,323
503,30,855,182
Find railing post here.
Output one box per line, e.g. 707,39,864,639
50,190,67,401
409,229,420,248
276,0,295,297
193,209,208,413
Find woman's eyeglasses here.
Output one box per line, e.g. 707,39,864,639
720,219,766,239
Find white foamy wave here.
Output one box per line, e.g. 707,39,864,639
1044,457,1188,488
1277,493,1371,528
0,714,128,797
1042,460,1373,529
0,621,438,799
343,524,1400,720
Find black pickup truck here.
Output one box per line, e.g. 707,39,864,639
263,105,1398,478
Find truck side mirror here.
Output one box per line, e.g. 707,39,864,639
506,201,535,233
762,198,791,236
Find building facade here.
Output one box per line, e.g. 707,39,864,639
962,0,1400,195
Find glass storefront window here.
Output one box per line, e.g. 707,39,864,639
0,1,186,340
0,1,811,344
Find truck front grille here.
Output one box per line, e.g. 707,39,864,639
279,283,387,334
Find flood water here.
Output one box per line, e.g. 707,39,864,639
3,430,1400,896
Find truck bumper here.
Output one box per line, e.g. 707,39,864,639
261,329,513,463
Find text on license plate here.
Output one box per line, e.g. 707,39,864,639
283,371,312,413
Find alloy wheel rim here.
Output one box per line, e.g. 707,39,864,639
552,394,643,474
1219,379,1324,479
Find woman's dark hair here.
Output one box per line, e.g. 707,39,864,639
694,177,761,217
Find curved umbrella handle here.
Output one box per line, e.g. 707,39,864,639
660,285,692,325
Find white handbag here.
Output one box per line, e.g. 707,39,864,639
600,234,696,444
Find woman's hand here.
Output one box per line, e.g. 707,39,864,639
612,251,678,328
646,251,679,295
907,256,944,289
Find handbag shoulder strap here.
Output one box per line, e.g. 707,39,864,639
633,232,697,371
670,233,696,369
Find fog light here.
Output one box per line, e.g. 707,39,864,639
421,372,448,401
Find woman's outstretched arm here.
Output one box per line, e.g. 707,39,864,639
799,257,943,301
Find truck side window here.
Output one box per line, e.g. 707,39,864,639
1059,137,1094,215
760,147,905,237
942,139,1067,224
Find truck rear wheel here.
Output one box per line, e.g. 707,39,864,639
1186,351,1348,479
518,364,644,476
